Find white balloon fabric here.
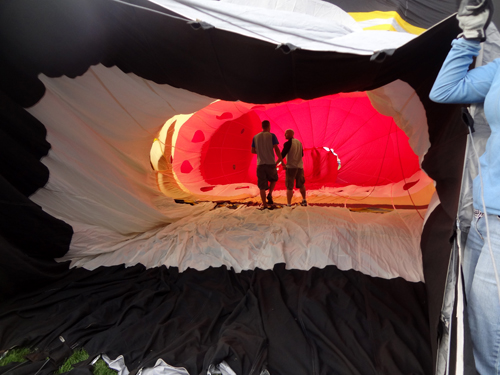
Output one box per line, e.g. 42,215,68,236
148,0,417,54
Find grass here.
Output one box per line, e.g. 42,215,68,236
55,348,89,374
0,347,32,366
0,347,117,374
93,358,118,375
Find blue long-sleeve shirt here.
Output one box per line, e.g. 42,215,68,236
430,38,500,216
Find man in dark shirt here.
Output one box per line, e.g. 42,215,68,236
282,129,307,207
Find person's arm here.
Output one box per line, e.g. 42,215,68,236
274,144,283,165
251,137,257,154
272,134,283,164
281,139,291,159
429,38,497,104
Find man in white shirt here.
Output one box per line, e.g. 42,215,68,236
251,120,283,208
281,129,307,207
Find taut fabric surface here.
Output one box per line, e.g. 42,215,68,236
62,206,425,283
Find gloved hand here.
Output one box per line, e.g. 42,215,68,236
457,0,494,41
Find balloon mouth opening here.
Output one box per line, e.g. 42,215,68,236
151,90,434,208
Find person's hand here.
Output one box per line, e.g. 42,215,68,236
457,0,494,42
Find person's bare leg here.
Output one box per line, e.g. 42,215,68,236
260,189,267,207
300,186,307,206
269,181,276,195
287,189,293,205
268,181,277,204
300,186,306,200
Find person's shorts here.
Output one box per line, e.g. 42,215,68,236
285,168,305,190
257,164,278,190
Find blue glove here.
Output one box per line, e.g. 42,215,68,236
457,0,494,41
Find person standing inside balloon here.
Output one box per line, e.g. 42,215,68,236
430,0,498,372
281,129,307,207
251,120,283,209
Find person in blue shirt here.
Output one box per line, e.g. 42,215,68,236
251,120,283,208
430,0,497,372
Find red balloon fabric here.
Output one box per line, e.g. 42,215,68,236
171,92,420,193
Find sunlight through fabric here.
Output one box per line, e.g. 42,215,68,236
152,88,434,210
